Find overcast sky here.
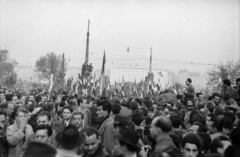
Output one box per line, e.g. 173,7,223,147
1,0,239,73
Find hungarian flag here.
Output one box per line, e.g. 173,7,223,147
100,51,106,96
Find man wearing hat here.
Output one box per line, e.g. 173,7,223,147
55,124,85,157
112,126,142,157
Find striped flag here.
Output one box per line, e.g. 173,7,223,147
100,51,106,96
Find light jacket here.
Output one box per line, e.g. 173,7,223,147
7,123,33,157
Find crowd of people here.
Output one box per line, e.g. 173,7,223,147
1,78,240,157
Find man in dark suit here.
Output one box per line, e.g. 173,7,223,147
183,78,195,106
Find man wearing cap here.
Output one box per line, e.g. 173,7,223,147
55,124,85,157
112,126,142,157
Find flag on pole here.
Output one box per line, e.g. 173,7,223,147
48,73,54,99
100,51,106,96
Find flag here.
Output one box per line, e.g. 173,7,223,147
48,73,54,99
100,51,106,96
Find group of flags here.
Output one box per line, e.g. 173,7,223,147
47,51,188,99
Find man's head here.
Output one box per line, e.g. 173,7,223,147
78,98,87,108
208,116,223,134
187,101,194,110
111,103,121,116
56,124,85,150
212,92,221,106
37,111,52,126
81,127,100,154
236,78,240,87
186,78,192,86
16,107,28,124
223,79,231,87
210,135,231,155
96,100,112,118
0,110,6,134
0,102,13,117
71,111,84,129
181,133,201,157
56,96,62,104
35,124,53,144
0,93,5,101
189,122,207,134
113,126,139,156
62,106,73,121
222,118,233,135
150,116,172,139
169,113,182,129
196,93,203,100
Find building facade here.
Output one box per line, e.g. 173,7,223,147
108,68,168,86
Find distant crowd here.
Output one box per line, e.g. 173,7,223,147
1,78,240,157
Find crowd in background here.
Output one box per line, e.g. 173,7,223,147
1,78,240,157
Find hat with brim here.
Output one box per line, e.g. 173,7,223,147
56,124,85,149
114,126,140,148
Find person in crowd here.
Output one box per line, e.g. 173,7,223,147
220,79,238,101
23,142,56,157
96,99,112,142
56,124,85,157
100,102,121,154
34,124,53,144
149,116,175,157
224,145,240,157
21,111,57,155
7,107,33,157
80,127,109,157
112,126,141,157
0,92,6,103
181,133,203,157
77,97,91,128
211,93,221,107
209,135,231,157
189,122,208,134
55,105,73,133
0,109,9,157
183,78,195,105
195,93,207,107
71,111,84,132
208,116,224,140
0,102,14,127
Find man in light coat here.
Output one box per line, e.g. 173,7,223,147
7,108,33,157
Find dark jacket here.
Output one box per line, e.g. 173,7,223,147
81,143,110,157
0,134,9,157
150,137,176,157
184,84,195,104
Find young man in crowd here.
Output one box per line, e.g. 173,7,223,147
7,108,33,157
181,133,203,157
34,124,53,144
71,111,84,132
55,105,73,133
96,99,112,142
